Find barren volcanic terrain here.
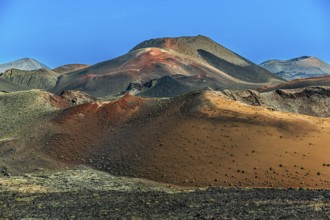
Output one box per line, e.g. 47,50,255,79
44,91,330,188
1,89,329,189
1,35,330,218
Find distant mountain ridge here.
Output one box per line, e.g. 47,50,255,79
0,58,50,74
260,56,330,80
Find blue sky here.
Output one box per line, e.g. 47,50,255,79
0,0,329,68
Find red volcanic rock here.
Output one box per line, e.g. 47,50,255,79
54,36,283,97
41,91,330,189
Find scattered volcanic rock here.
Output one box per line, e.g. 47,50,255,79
54,35,284,97
260,56,330,80
0,58,50,74
1,88,330,188
52,64,89,74
22,90,328,189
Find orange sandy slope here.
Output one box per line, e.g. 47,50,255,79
44,91,330,188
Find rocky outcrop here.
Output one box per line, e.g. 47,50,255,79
58,90,96,105
222,86,330,117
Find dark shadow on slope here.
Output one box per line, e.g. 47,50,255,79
197,49,281,83
138,76,194,97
